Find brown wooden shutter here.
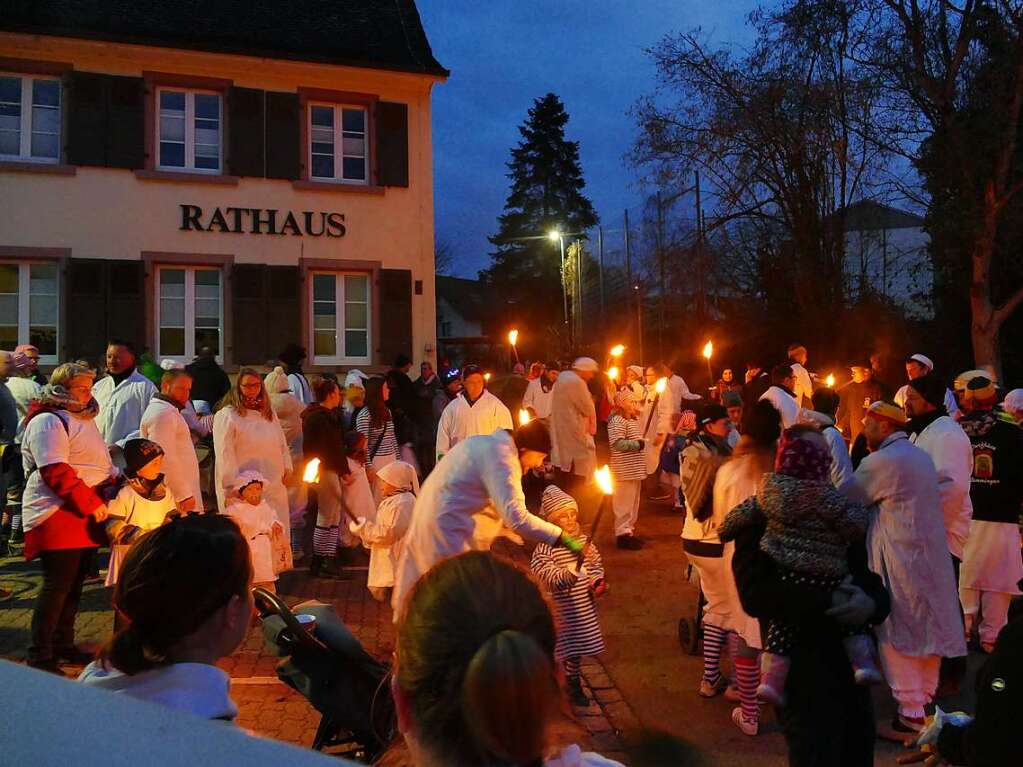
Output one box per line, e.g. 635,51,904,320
377,268,412,365
230,264,268,365
375,101,409,187
266,266,301,361
106,261,146,350
227,87,265,177
65,258,107,362
104,75,145,169
265,92,300,180
66,72,108,167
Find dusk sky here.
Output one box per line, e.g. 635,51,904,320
417,1,761,278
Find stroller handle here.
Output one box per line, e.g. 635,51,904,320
252,586,329,653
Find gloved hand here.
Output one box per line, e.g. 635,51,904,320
348,517,367,535
559,533,584,554
593,578,608,597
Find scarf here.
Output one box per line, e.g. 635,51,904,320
36,384,100,419
241,392,265,411
126,475,168,501
774,428,831,482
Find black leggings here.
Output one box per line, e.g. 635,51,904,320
30,548,93,663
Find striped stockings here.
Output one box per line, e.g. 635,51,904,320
563,656,582,684
734,654,760,724
313,524,339,557
702,622,729,686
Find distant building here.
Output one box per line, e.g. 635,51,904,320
436,275,498,364
841,200,932,319
0,0,447,370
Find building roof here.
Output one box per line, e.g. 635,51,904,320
840,200,924,231
436,275,491,322
1,0,448,77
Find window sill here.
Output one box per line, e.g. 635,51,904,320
292,179,385,195
135,169,240,185
0,160,76,176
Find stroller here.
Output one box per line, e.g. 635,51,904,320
254,587,396,762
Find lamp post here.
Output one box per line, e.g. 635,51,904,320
548,230,569,343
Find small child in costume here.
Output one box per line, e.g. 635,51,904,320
342,430,377,534
223,470,282,592
530,485,606,708
719,426,881,705
607,389,647,547
349,460,418,602
105,439,178,589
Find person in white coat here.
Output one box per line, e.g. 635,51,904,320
435,365,513,462
664,363,703,412
263,366,307,539
903,374,973,562
845,401,967,732
212,369,292,533
278,343,313,406
549,358,598,491
894,354,959,419
140,369,202,513
392,420,579,617
92,341,157,446
522,365,558,420
811,389,855,491
787,344,814,407
349,460,418,602
760,365,830,430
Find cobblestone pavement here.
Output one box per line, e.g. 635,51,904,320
1,545,634,764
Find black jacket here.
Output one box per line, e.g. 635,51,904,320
185,356,231,407
301,404,350,476
959,412,1023,524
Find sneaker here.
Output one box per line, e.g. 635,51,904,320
616,535,644,550
724,684,741,702
566,678,591,708
843,634,883,686
698,677,723,698
731,707,759,736
757,653,790,707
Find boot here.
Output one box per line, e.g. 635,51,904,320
843,634,882,686
566,675,591,708
309,555,344,580
757,652,790,706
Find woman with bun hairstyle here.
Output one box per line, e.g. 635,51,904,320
78,514,253,721
393,550,623,767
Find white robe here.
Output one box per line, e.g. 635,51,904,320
909,415,974,559
355,490,415,589
759,385,830,430
846,432,966,658
92,370,157,446
820,418,855,491
6,375,42,443
392,431,563,615
287,373,313,406
140,398,203,511
640,383,672,475
269,391,307,523
790,362,814,407
435,390,513,460
550,370,597,477
212,407,292,530
522,377,555,419
224,498,279,584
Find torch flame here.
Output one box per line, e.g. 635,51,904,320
703,340,713,359
508,329,519,346
607,366,619,381
655,377,668,394
610,344,625,358
302,458,321,484
518,409,531,426
594,464,614,496
826,374,835,388
484,372,491,382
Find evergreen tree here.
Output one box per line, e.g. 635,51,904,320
483,94,598,344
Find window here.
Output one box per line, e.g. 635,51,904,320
0,262,59,361
311,272,370,363
309,104,367,183
157,267,222,362
0,74,61,162
157,89,221,172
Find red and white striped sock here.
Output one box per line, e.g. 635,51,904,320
734,654,760,722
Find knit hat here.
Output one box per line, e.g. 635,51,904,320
906,373,946,409
614,388,640,408
1003,388,1023,414
123,438,165,478
627,365,644,380
513,418,551,454
344,370,367,390
906,353,934,371
954,369,991,392
572,357,599,373
863,400,907,427
774,428,831,482
160,358,185,371
700,403,729,426
14,344,38,356
539,484,577,520
264,366,291,394
440,368,461,386
10,351,32,371
376,460,420,495
233,469,265,493
721,390,742,408
962,375,997,406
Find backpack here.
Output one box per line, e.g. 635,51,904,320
680,437,727,521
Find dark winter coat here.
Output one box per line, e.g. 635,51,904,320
301,404,349,476
959,411,1023,525
185,356,231,408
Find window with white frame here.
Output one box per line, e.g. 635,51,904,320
157,267,223,362
309,104,368,183
0,74,61,162
311,272,370,363
0,262,59,361
157,89,221,172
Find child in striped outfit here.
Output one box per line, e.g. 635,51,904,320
607,389,647,549
530,485,606,708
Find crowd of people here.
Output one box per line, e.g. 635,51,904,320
2,336,1020,767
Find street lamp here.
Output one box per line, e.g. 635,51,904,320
548,230,569,337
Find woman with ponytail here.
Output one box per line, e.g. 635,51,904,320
79,514,253,721
393,551,623,767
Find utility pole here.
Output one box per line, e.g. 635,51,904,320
656,191,666,360
597,225,605,334
624,209,634,354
